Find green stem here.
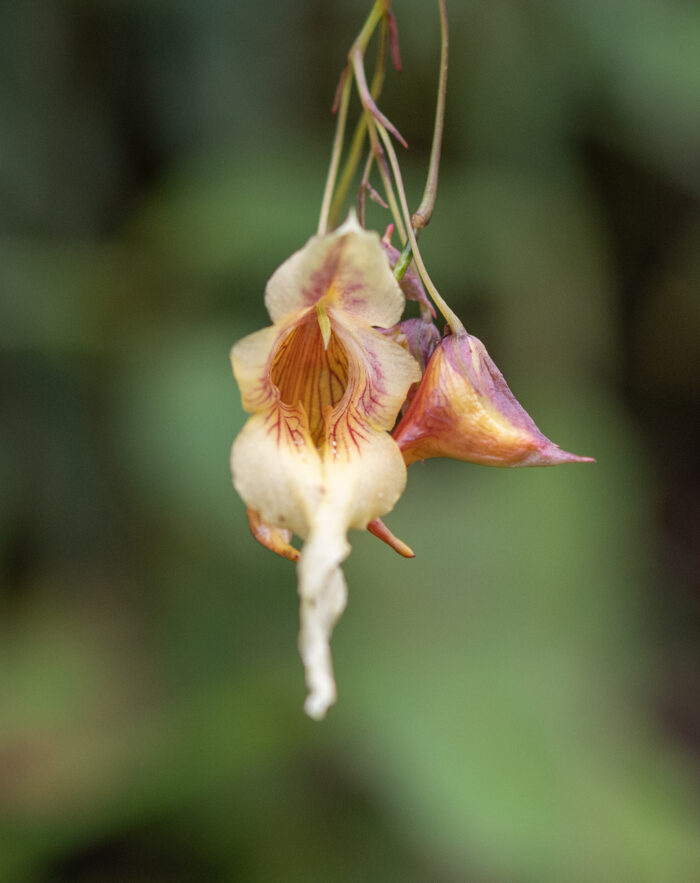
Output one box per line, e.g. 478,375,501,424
329,116,369,228
318,0,386,235
377,123,464,333
317,68,354,235
329,14,388,227
412,0,448,231
357,149,374,227
366,116,406,242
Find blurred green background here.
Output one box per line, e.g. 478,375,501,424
2,0,700,880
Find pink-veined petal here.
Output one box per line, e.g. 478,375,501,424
265,213,405,328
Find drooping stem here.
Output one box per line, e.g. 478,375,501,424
330,116,370,230
412,0,448,231
318,1,386,235
386,0,458,329
320,0,457,334
354,0,386,55
317,67,354,236
357,149,373,228
377,123,464,333
393,0,449,273
357,143,391,226
351,47,406,149
347,32,407,241
329,16,388,228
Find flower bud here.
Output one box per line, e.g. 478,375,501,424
392,332,594,468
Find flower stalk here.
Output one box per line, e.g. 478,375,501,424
412,0,448,232
317,67,354,236
318,0,460,331
319,0,388,235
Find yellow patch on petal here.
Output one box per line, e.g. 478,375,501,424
316,300,332,349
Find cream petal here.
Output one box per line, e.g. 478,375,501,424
298,562,347,719
296,430,409,718
231,407,323,539
233,409,410,719
231,314,419,538
265,215,405,329
322,430,409,528
297,510,349,720
230,323,282,412
330,316,422,435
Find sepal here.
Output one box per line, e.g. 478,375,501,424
246,507,300,562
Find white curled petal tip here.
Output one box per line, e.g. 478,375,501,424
299,566,348,720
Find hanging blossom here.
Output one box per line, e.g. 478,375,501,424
230,0,592,719
231,215,420,718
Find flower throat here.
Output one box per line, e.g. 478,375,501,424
271,314,349,448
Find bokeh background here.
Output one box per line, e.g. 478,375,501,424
2,0,700,880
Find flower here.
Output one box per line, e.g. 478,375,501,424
230,213,420,719
393,330,594,467
231,216,593,720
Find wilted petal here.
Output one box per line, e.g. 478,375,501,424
231,406,323,539
393,331,594,468
298,549,347,719
298,427,410,719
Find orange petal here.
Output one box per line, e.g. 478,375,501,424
367,518,415,558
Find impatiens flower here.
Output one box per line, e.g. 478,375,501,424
392,330,594,467
230,213,420,719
